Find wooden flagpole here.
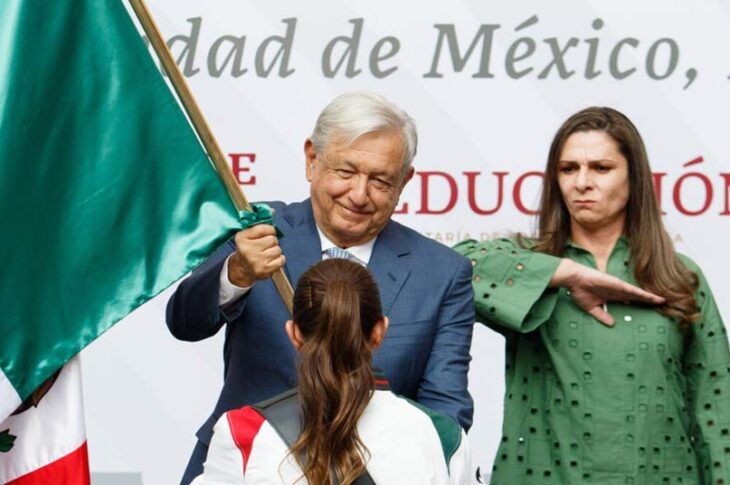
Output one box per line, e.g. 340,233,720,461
128,0,294,315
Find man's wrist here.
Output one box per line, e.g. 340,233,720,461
227,253,255,288
219,255,253,306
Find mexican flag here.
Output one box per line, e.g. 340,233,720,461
0,0,242,480
0,358,88,484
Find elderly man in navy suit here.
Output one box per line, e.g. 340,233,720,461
168,91,475,484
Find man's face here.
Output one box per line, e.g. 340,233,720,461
305,130,414,248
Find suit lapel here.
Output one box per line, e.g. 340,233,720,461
279,200,322,287
279,201,411,314
368,221,411,315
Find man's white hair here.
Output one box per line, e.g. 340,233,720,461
310,91,418,178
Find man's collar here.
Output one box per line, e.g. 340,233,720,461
316,226,376,265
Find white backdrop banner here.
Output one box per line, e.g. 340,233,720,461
81,1,730,483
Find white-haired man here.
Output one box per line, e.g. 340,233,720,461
168,92,476,484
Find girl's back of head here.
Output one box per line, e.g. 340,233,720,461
288,258,384,485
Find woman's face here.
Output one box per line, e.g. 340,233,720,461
557,130,630,234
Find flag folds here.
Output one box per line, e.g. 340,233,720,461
0,0,242,421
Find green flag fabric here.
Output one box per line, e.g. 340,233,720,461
0,0,242,419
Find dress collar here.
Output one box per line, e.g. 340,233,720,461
565,235,629,253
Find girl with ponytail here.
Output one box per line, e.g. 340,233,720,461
287,258,385,484
193,259,471,485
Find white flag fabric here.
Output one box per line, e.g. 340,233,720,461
0,356,90,484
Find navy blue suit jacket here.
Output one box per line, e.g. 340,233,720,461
167,199,474,447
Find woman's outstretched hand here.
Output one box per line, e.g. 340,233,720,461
550,258,665,326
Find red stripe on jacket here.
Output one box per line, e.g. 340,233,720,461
227,406,266,474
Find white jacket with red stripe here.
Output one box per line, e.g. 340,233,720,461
191,388,472,484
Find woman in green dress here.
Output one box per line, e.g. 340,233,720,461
458,107,730,484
